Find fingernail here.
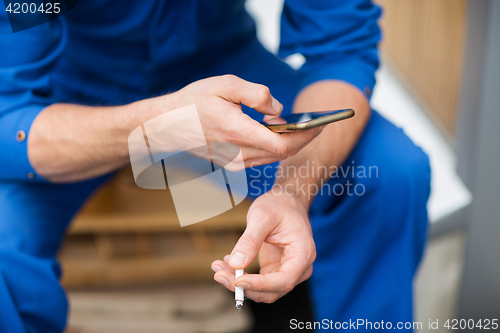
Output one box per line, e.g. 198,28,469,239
236,282,251,289
272,97,282,114
229,252,246,266
215,276,229,287
212,265,222,272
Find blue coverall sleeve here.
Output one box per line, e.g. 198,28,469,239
0,13,67,181
279,0,382,98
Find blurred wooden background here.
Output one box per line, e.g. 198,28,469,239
377,0,468,136
59,168,254,289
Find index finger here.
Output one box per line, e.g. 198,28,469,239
212,75,283,116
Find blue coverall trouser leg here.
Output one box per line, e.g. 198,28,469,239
227,39,431,330
0,38,430,332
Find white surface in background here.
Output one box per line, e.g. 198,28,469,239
246,0,472,223
245,0,282,54
245,0,306,69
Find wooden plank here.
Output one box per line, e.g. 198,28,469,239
68,202,250,234
94,234,154,259
60,251,259,289
376,0,467,135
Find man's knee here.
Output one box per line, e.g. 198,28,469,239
358,112,431,200
378,139,430,194
355,123,431,253
310,114,431,221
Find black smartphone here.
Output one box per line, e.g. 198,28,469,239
262,109,355,133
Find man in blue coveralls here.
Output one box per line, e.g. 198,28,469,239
0,0,431,331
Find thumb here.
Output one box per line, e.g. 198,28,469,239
228,209,273,270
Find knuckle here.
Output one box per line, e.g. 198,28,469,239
284,281,295,293
257,85,271,106
287,148,300,157
311,248,317,263
273,141,289,157
262,295,279,304
221,75,239,88
306,267,313,280
225,163,244,172
247,206,271,225
238,233,260,252
310,242,317,263
253,296,264,303
222,74,237,82
302,265,314,282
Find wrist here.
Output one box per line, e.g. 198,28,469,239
273,176,314,210
122,94,175,130
122,93,206,159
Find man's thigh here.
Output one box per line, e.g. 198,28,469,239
309,111,431,327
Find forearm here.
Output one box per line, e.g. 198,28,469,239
26,75,311,183
27,96,174,183
276,80,371,208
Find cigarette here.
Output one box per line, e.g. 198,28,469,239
235,269,244,309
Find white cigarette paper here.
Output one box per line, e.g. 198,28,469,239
235,269,244,309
